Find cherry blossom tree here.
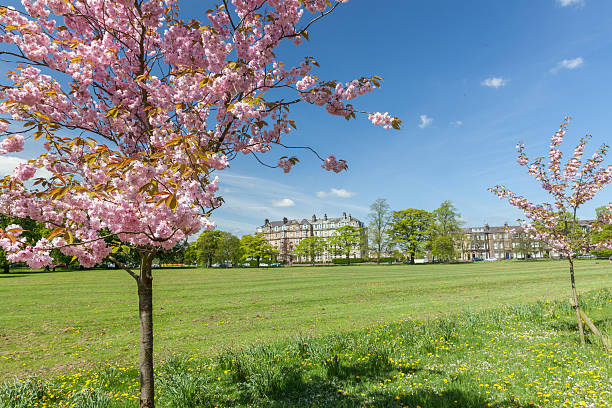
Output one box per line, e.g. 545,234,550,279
0,1,400,406
490,117,611,345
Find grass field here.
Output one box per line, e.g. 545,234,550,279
0,289,610,407
0,260,610,379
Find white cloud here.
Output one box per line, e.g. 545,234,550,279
316,188,355,199
418,115,433,129
557,0,584,7
271,198,295,208
451,120,463,127
0,156,51,179
0,156,25,177
481,77,508,89
551,57,584,73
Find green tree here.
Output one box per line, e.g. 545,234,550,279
367,198,391,263
591,206,612,258
328,225,362,265
431,235,455,261
184,242,198,265
432,201,462,236
155,241,189,265
389,209,433,264
214,232,242,266
1,215,49,273
195,230,223,267
240,234,276,267
292,236,326,265
429,201,462,262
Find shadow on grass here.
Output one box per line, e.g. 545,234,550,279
0,274,32,278
2,268,82,276
366,388,530,408
243,376,528,408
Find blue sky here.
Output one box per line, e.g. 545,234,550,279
204,0,612,236
1,0,611,237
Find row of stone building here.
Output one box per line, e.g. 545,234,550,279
458,223,545,261
255,212,366,263
256,214,588,263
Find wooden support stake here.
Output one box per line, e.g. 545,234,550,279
569,298,610,351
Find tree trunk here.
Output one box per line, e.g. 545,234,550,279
1,263,8,274
138,253,155,408
346,252,350,265
568,256,585,345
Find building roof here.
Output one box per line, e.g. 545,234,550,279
260,213,361,228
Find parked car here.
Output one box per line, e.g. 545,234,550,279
574,254,595,259
484,257,498,262
270,263,281,267
473,257,483,261
259,263,269,267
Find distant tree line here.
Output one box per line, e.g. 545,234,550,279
369,199,462,264
3,204,609,273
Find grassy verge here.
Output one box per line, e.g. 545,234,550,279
0,260,610,377
1,288,609,408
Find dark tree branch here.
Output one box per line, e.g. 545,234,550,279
108,255,139,281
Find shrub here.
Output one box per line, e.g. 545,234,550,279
331,257,364,264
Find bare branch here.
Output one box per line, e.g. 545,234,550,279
108,255,139,281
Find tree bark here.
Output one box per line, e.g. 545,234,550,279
568,256,585,345
138,252,155,408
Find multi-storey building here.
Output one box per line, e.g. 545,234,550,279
255,212,366,263
456,222,598,260
458,224,517,261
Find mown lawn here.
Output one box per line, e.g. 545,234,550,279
0,260,609,378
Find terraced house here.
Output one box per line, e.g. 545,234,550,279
457,223,575,261
255,212,366,263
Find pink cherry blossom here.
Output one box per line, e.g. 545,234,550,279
0,134,24,153
13,163,37,181
321,155,348,173
0,0,400,270
490,118,611,257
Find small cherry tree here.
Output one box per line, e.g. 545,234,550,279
0,1,400,406
490,117,611,344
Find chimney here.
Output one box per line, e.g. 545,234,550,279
323,213,328,221
283,217,288,224
348,213,352,220
264,218,269,225
312,214,317,222
343,212,347,218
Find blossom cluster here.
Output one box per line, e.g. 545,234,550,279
321,155,348,173
0,0,399,268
